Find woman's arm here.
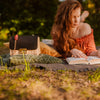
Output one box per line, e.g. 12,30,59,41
70,23,97,58
80,23,99,57
90,50,100,57
89,51,97,56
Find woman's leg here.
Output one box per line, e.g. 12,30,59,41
80,10,89,22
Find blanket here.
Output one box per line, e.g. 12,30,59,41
0,54,63,66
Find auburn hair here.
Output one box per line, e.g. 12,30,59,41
51,0,82,57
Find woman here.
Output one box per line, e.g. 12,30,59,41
51,0,100,58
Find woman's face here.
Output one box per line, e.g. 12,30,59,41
71,7,81,28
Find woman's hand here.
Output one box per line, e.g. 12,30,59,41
89,50,100,57
97,50,100,57
88,50,100,57
70,48,87,58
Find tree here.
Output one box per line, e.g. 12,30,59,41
0,0,58,40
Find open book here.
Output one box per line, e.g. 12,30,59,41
66,56,100,65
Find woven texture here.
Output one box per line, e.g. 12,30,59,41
10,54,63,65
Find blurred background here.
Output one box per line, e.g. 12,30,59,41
0,0,100,45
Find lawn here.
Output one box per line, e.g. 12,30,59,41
0,46,100,100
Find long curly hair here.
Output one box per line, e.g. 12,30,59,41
51,0,82,57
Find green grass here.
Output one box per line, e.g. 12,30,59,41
1,46,100,100
0,67,100,100
88,68,100,82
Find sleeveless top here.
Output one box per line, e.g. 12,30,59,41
75,29,97,56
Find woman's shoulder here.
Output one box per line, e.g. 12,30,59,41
79,22,92,37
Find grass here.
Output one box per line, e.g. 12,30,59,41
1,47,100,100
88,68,100,82
0,67,100,100
23,52,30,72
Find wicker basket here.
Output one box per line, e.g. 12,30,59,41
9,35,41,56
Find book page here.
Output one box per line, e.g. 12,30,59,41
87,56,100,64
87,56,100,60
66,56,100,65
66,57,88,64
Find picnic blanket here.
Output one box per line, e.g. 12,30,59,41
0,54,100,72
1,63,99,72
0,54,63,66
32,63,100,72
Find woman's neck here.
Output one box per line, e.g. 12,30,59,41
71,27,77,33
71,26,79,38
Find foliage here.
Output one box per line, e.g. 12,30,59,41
0,0,58,40
0,67,100,100
0,0,100,44
80,0,100,45
88,68,100,82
